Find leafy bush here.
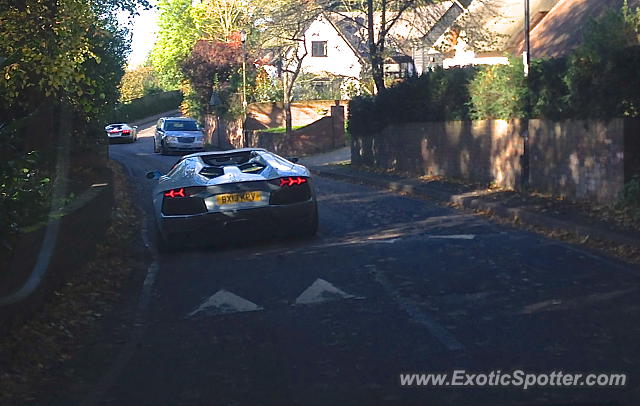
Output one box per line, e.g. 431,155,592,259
348,3,640,137
621,176,640,207
348,67,474,136
119,66,163,103
468,57,527,120
529,57,570,120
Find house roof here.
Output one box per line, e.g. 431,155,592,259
325,3,455,58
515,0,640,58
430,0,561,53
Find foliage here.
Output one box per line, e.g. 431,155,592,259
348,66,474,135
181,39,244,120
148,0,198,90
621,176,640,208
0,147,52,246
528,57,570,120
252,67,283,102
562,3,640,119
319,0,440,93
119,66,163,102
1,0,96,116
191,0,263,42
468,58,527,120
259,125,305,133
292,73,343,101
258,0,323,133
107,90,183,123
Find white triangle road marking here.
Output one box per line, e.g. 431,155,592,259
428,234,476,240
295,278,361,305
187,290,263,318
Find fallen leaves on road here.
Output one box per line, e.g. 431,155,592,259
0,160,148,404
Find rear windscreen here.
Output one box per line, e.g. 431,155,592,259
165,120,198,131
201,151,255,166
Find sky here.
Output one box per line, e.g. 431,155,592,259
118,3,159,69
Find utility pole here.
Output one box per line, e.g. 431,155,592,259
521,0,531,190
241,30,248,148
523,0,530,78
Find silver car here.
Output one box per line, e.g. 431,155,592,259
154,117,205,154
146,148,319,251
105,123,138,143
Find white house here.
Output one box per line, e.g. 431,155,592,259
271,5,454,97
298,14,364,81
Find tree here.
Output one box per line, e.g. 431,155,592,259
192,0,254,41
181,38,243,120
321,0,444,93
148,0,198,90
259,0,323,135
119,66,162,102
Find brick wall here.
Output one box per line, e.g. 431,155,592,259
352,118,640,202
248,105,345,157
205,105,346,157
245,100,349,131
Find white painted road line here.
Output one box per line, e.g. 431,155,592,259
371,266,465,351
295,278,361,305
428,234,476,240
188,290,263,317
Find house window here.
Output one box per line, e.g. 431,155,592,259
311,41,327,57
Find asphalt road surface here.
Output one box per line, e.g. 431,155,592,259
60,122,640,405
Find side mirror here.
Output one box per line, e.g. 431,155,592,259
287,157,299,163
146,170,163,180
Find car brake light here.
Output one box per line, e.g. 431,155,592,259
164,188,186,198
122,129,131,134
279,177,307,187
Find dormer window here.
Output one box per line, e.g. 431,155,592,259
312,41,328,57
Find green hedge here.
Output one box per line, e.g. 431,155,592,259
348,67,475,136
106,90,183,123
349,46,640,137
349,3,640,137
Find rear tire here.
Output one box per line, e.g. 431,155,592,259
156,229,174,253
299,205,318,238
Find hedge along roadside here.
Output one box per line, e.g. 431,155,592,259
105,90,184,124
348,4,640,136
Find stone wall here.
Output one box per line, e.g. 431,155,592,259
352,119,525,189
528,119,628,202
352,118,640,202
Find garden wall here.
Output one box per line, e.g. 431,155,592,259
205,104,346,157
247,104,345,157
245,100,349,131
352,118,640,202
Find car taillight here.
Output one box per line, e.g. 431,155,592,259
122,129,131,134
279,177,307,187
108,130,119,133
164,188,186,198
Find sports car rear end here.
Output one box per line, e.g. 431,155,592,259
150,149,318,250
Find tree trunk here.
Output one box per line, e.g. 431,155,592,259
367,0,385,93
283,71,293,136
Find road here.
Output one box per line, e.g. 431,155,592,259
67,123,640,404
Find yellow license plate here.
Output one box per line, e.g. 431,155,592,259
216,191,262,205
